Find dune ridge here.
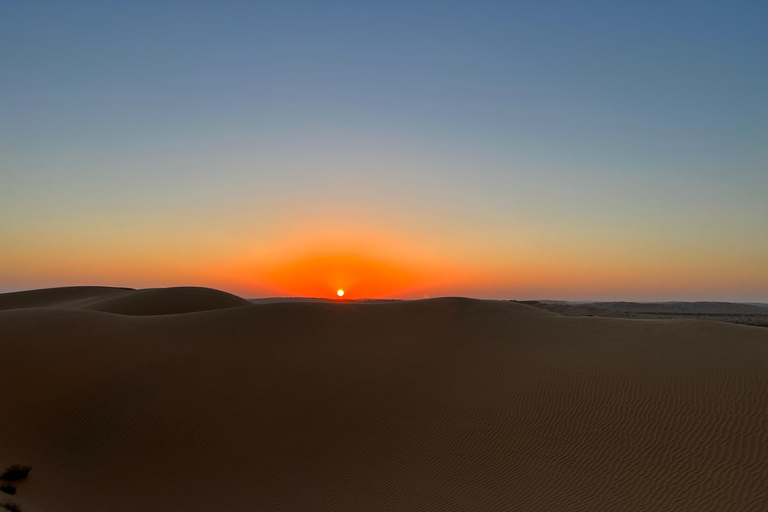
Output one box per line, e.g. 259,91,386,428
0,286,251,316
0,286,134,311
1,288,767,511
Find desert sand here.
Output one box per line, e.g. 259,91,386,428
1,286,767,511
521,300,768,328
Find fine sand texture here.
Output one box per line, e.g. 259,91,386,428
1,287,767,511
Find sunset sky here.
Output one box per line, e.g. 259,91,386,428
2,1,766,300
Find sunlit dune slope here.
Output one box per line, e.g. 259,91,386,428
1,289,767,512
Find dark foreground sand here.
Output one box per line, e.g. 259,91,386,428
1,287,767,511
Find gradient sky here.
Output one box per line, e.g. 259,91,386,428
2,1,767,300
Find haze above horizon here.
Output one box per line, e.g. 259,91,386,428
2,1,766,301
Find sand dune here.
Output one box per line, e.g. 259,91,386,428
80,286,252,315
1,288,767,511
0,286,134,311
524,300,768,328
0,286,251,316
590,301,768,315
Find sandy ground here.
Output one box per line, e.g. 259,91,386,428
522,300,768,328
1,287,767,511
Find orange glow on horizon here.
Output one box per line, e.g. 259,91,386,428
209,222,476,299
265,253,416,299
4,218,766,301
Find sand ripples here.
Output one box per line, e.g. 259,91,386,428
1,292,767,510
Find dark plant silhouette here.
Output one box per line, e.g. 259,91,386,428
0,467,31,482
0,500,22,512
0,463,31,511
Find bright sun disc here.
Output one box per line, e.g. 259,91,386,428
337,289,344,297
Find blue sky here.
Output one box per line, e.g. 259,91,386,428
1,1,766,299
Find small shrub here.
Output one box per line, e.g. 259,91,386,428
0,466,31,482
0,501,22,512
0,486,13,495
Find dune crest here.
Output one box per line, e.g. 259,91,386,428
0,286,251,316
1,291,767,511
0,286,134,311
80,287,252,315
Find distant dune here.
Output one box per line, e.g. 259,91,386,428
523,300,768,328
0,286,251,315
589,301,768,315
1,287,767,511
249,297,402,304
0,286,134,311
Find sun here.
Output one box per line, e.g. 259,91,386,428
337,289,344,297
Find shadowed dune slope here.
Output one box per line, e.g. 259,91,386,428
0,286,252,315
0,286,134,311
1,294,767,511
79,286,253,315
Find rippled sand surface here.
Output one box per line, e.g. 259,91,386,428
1,287,767,511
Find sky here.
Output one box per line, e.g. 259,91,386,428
1,0,766,301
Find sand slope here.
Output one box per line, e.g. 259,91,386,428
1,288,767,511
523,300,768,328
0,286,251,315
0,286,134,311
